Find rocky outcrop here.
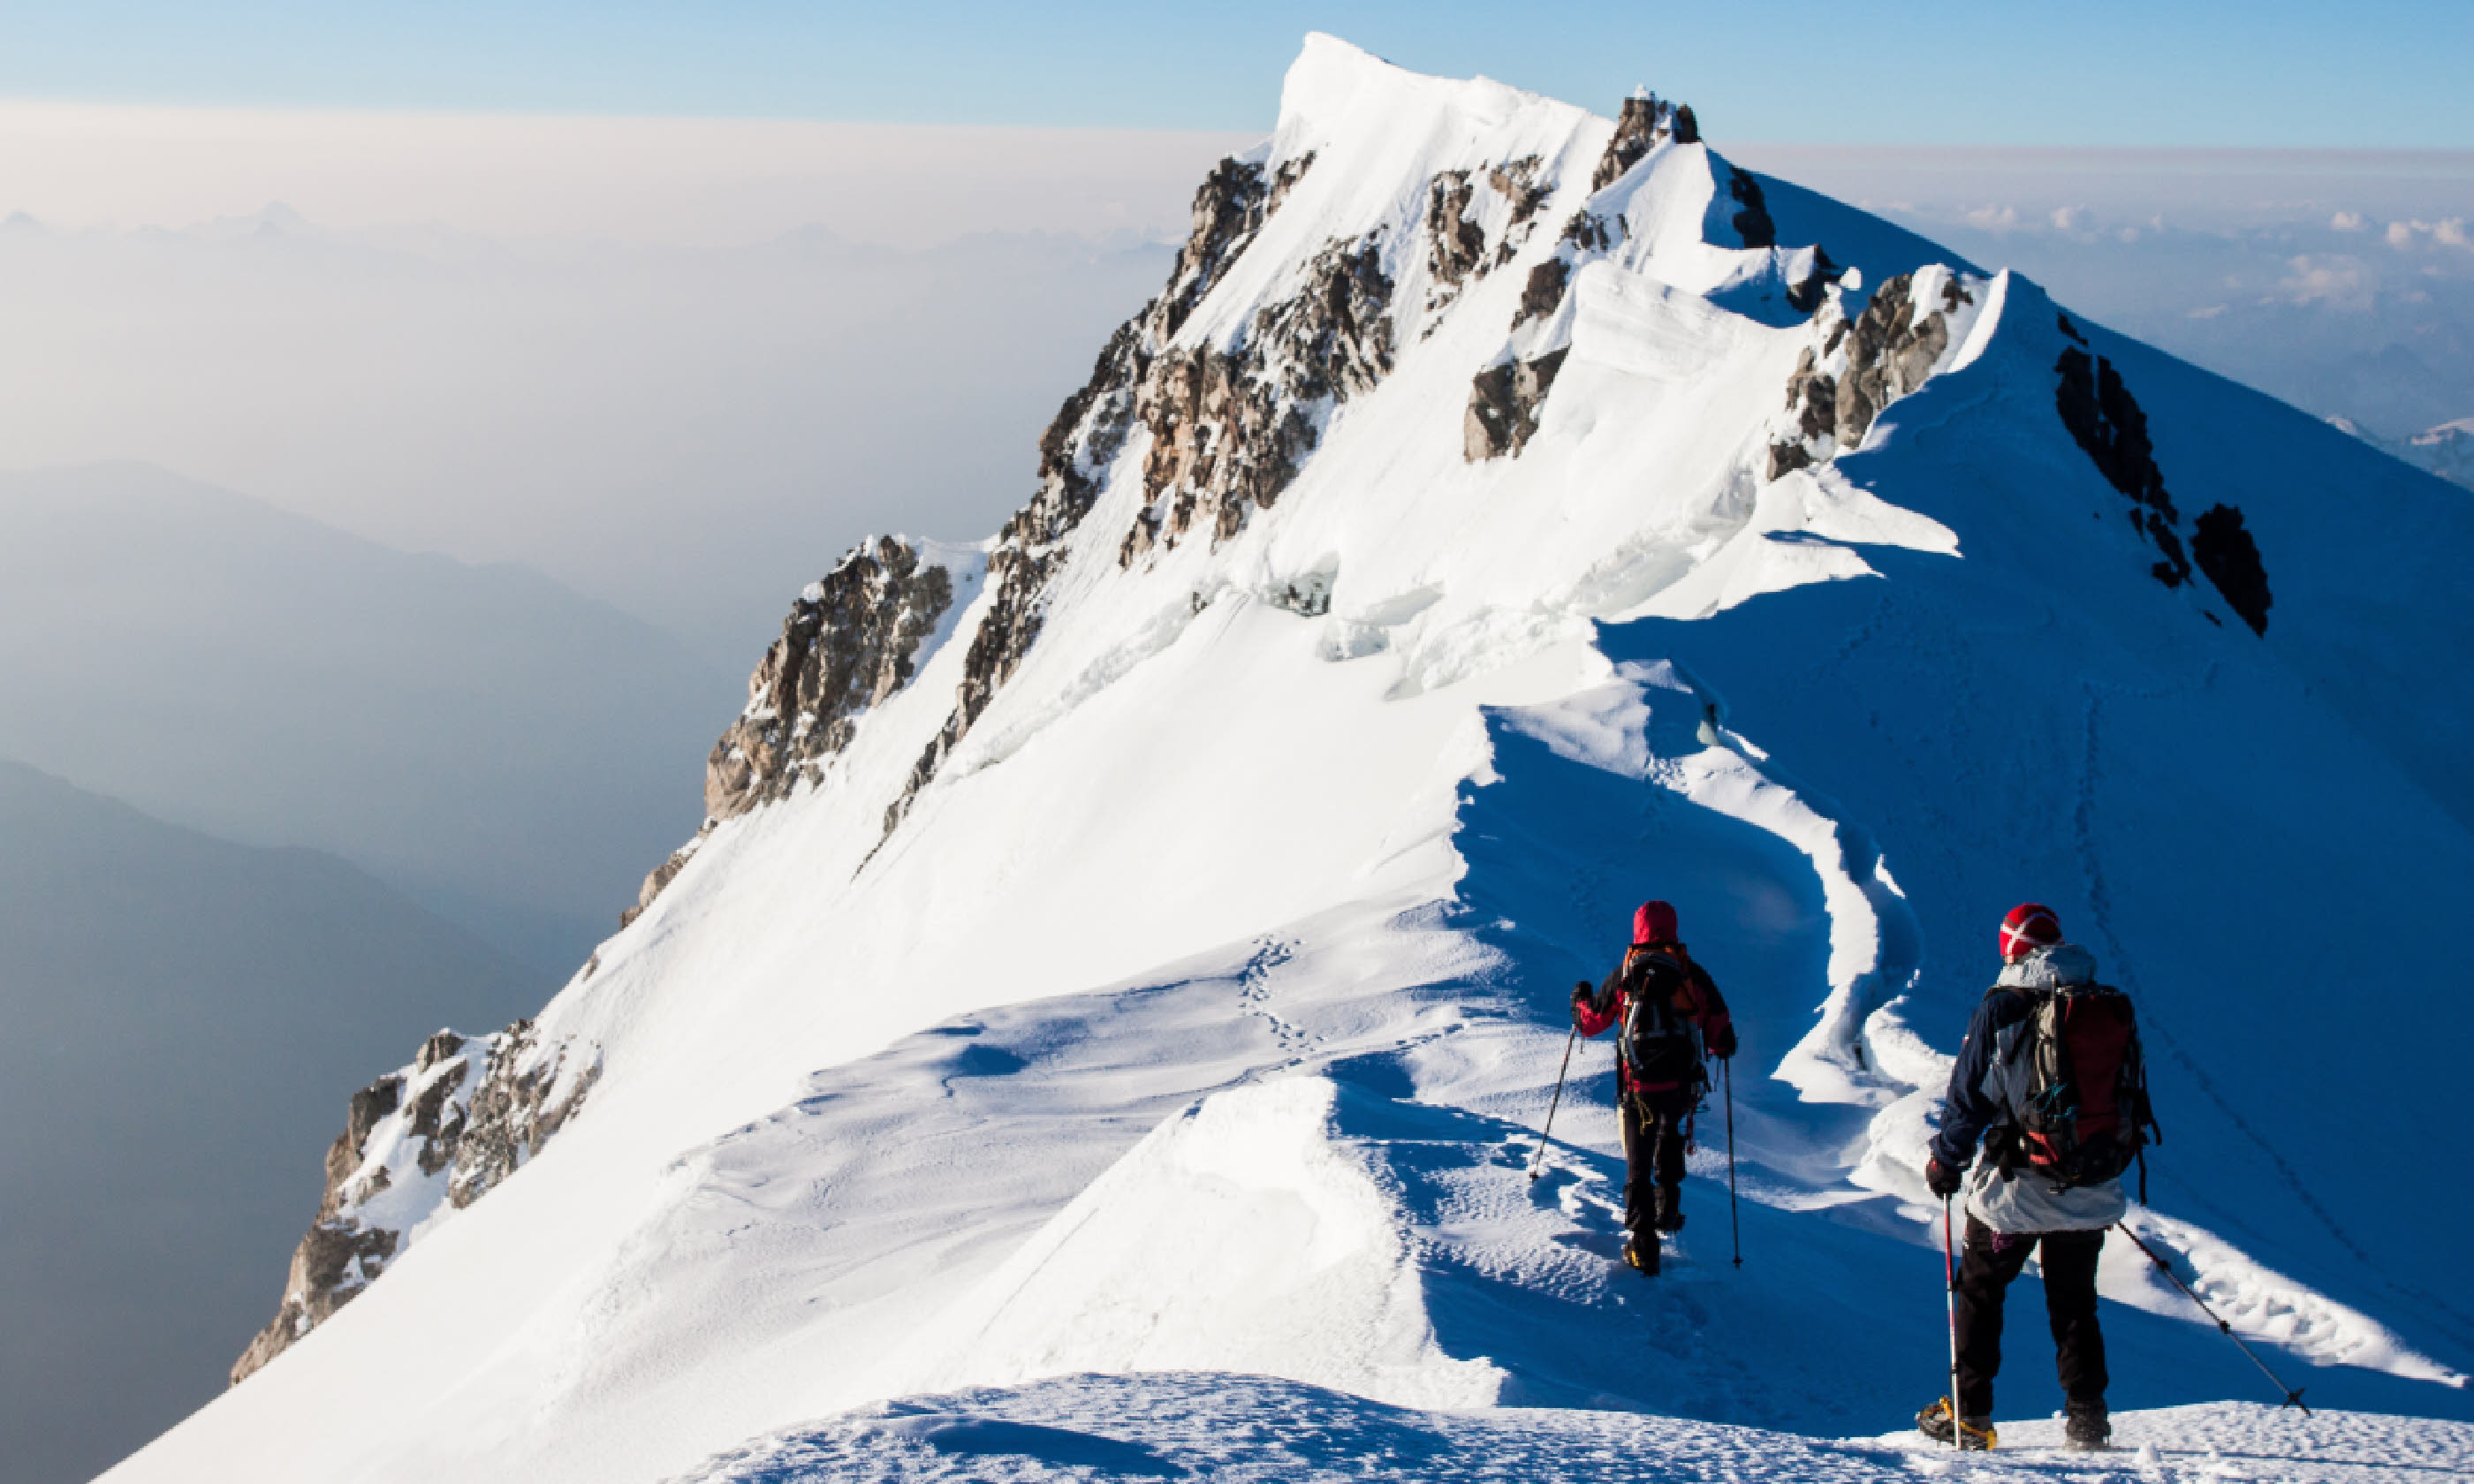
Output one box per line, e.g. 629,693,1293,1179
1487,156,1552,268
1161,154,1316,338
231,1021,599,1385
2052,324,2268,629
1767,271,1972,479
2193,504,2272,634
1593,94,1669,191
1425,170,1488,295
1118,229,1394,556
1512,258,1568,330
2054,343,2191,588
1728,169,1776,250
619,837,700,929
1465,350,1569,460
887,148,1373,836
703,536,960,824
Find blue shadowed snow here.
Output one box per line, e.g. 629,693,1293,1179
1567,274,2474,1380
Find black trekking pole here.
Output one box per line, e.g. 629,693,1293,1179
2115,1223,2311,1415
1942,1195,1962,1450
1723,1056,1742,1268
1528,1023,1580,1181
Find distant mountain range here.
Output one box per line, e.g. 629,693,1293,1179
0,462,739,970
0,760,541,1484
2331,414,2474,490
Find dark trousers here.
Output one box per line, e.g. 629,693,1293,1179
1619,1087,1693,1234
1952,1215,2107,1418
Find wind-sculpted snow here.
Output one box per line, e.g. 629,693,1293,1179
113,33,2474,1484
682,1382,2467,1484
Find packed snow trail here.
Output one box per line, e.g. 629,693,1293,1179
105,34,2474,1484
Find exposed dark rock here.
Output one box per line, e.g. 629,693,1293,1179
703,537,958,825
2194,503,2273,633
1256,235,1397,407
232,1021,600,1385
618,837,700,928
1671,104,1700,145
1268,571,1334,617
1425,170,1488,292
1487,155,1553,269
2146,511,2193,588
1770,273,1954,477
1267,151,1317,216
1514,258,1570,330
1729,170,1777,250
1465,350,1569,461
1592,95,1664,192
1787,246,1839,315
447,1020,600,1209
2055,347,2175,522
1832,275,1950,446
1769,347,1841,478
1489,156,1551,226
2052,343,2255,605
890,150,1371,836
227,1220,398,1386
1560,210,1619,254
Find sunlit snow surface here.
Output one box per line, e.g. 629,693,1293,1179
108,32,2474,1484
684,1381,2467,1484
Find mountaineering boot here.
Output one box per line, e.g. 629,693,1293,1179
1651,1184,1686,1233
1623,1232,1659,1276
2063,1400,2111,1452
1916,1397,1996,1450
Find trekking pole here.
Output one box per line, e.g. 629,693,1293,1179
1528,1024,1580,1181
2115,1223,2311,1415
1723,1056,1742,1268
1943,1196,1962,1450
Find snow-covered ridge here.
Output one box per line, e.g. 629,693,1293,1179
156,34,2474,1484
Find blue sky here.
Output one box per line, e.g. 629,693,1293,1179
2,0,2469,147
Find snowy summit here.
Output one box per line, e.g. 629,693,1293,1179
111,34,2474,1483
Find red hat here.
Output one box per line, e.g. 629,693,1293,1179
1633,900,1679,945
1999,903,2061,962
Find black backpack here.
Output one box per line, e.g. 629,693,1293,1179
1994,983,2161,1192
1619,947,1704,1089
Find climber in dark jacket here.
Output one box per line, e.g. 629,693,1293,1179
1571,899,1735,1274
1917,902,2124,1454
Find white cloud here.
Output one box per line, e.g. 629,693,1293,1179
2381,217,2473,252
2277,253,2371,306
1962,203,2019,231
2050,205,2085,231
2331,211,2366,232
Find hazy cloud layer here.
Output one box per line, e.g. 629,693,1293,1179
0,761,543,1484
0,464,734,969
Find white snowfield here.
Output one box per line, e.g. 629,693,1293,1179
110,34,2474,1484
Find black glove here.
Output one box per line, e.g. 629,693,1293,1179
1924,1155,1966,1200
1708,1025,1737,1060
1570,981,1594,1026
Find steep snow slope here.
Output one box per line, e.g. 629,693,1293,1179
110,35,2473,1482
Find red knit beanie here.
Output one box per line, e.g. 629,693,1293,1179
1633,900,1679,945
1999,903,2061,963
